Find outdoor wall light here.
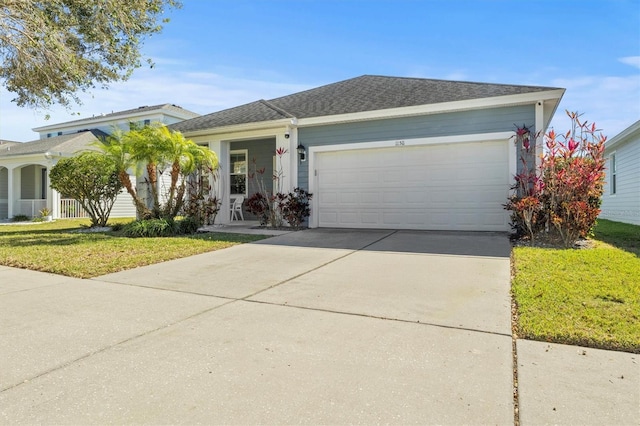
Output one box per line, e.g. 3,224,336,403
297,144,306,162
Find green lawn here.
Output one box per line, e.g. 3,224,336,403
512,219,640,353
0,219,266,278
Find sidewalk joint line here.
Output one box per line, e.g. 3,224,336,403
239,230,398,301
240,298,512,338
0,298,238,394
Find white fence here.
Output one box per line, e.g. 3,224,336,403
59,199,89,219
18,199,47,217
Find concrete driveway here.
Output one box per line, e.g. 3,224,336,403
1,229,636,424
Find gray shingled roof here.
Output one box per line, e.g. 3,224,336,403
171,75,561,133
34,103,199,130
0,130,108,157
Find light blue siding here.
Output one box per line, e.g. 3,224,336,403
297,105,535,190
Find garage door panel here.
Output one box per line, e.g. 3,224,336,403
359,170,379,183
358,191,379,204
317,141,510,231
361,212,380,224
319,210,338,224
319,191,338,204
382,170,404,183
338,191,361,205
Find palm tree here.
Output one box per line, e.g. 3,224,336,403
155,126,218,218
96,129,151,218
96,123,218,220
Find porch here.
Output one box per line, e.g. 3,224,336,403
201,127,302,227
0,163,56,220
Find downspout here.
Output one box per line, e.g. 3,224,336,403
535,101,544,170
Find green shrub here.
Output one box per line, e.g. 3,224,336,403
122,218,176,238
49,151,123,227
176,216,201,235
12,214,30,222
121,217,201,237
108,222,126,232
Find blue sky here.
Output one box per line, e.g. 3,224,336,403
1,0,639,141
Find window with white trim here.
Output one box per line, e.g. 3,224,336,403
230,150,248,196
610,152,617,195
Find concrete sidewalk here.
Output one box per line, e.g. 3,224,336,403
0,229,637,424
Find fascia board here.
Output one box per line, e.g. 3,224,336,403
182,118,292,139
0,153,51,164
297,89,566,127
605,120,640,151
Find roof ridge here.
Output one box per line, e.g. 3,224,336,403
361,74,562,90
259,99,295,118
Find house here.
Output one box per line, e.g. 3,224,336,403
600,120,640,225
32,103,199,139
0,104,199,220
171,75,564,231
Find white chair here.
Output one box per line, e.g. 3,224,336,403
230,195,245,221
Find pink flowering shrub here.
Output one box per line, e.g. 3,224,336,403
506,111,606,247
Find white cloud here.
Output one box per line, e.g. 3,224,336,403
549,74,640,137
619,56,640,69
0,70,312,142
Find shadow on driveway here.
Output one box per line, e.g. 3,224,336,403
253,228,511,258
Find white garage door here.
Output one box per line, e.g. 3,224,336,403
316,140,511,231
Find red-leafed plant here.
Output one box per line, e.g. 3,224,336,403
246,192,270,226
276,187,313,229
505,124,545,241
541,111,606,246
506,111,606,247
247,148,313,229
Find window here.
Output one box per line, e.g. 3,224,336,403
57,131,62,136
610,153,617,195
144,119,150,126
230,150,248,195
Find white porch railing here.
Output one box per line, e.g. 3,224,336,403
60,199,89,219
18,199,47,217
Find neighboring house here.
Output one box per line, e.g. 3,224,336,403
171,75,564,231
0,104,199,220
33,103,199,139
600,120,640,225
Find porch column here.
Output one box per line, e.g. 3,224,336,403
7,166,14,219
45,166,57,218
288,126,300,190
51,188,60,219
210,140,230,225
275,134,292,193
